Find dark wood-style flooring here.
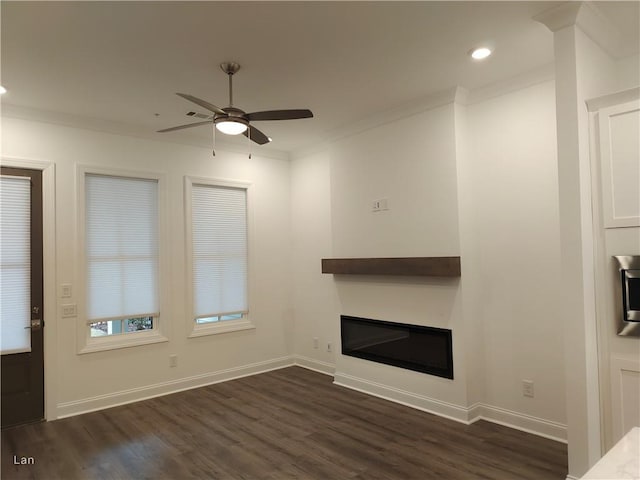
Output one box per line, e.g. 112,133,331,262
1,366,567,479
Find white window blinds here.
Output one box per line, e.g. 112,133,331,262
191,184,248,319
0,176,31,354
85,174,159,321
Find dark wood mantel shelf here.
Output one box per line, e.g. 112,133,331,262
321,256,461,277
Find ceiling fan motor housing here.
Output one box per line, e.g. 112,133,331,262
214,106,249,128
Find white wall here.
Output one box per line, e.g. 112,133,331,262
465,80,565,427
290,148,338,372
291,79,568,438
453,100,487,410
329,100,469,415
616,54,640,91
2,117,294,417
330,104,461,258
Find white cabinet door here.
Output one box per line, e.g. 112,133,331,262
597,99,640,228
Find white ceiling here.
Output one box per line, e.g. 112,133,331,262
2,1,638,154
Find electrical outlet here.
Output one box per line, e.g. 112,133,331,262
327,342,332,353
169,354,178,368
522,380,534,398
313,337,319,349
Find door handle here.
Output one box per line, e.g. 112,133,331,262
24,319,42,330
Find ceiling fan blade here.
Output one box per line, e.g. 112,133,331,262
157,120,211,133
247,109,313,121
176,93,226,115
243,125,271,145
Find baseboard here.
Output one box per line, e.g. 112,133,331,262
56,355,568,445
333,371,471,424
565,476,580,480
333,371,567,443
292,354,335,376
56,356,295,419
469,403,568,443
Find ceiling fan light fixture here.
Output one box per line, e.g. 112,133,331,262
215,118,248,135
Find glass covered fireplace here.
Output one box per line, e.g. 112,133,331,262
340,315,453,379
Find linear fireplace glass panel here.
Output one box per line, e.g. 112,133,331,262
340,315,453,379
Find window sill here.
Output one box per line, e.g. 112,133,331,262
188,318,255,338
79,330,168,354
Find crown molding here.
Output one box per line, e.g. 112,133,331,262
534,1,630,59
291,86,462,160
290,139,331,162
1,103,290,161
466,63,555,106
586,86,640,112
533,2,583,33
291,70,555,159
324,86,462,145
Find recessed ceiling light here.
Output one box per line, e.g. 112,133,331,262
0,86,7,95
470,47,492,60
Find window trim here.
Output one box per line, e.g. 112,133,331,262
76,165,169,354
184,176,255,339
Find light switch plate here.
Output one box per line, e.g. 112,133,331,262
61,284,72,298
61,304,77,318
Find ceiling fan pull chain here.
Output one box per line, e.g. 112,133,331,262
212,124,216,157
248,127,252,159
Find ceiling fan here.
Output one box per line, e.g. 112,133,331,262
158,62,313,146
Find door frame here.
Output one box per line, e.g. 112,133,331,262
1,156,56,421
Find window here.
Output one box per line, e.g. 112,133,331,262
0,174,31,354
80,169,167,352
186,177,253,337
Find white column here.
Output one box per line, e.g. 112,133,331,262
535,2,621,478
